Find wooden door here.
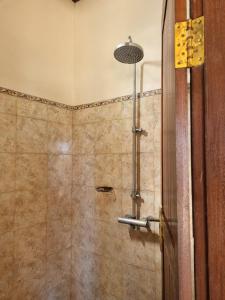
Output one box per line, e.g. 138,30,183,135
191,0,225,298
162,0,193,299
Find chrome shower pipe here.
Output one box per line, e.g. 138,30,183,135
131,63,139,218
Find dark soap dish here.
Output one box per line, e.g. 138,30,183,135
95,186,113,193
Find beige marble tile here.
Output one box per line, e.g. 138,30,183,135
15,189,47,229
95,188,122,222
155,191,162,209
122,264,156,300
95,292,119,300
13,275,46,300
14,255,46,284
154,152,161,193
121,100,133,119
139,95,155,118
0,231,14,257
155,266,162,300
138,113,155,153
48,105,72,125
99,256,123,298
72,185,95,221
121,227,157,271
122,189,157,220
95,102,122,122
73,155,95,187
48,154,72,189
122,153,155,191
72,218,122,259
154,94,162,113
73,102,122,125
17,98,47,120
72,282,119,300
0,192,15,234
71,248,104,299
71,278,95,300
72,185,122,223
0,113,16,152
73,123,97,155
47,186,72,223
14,223,46,262
0,153,16,193
154,109,161,146
45,281,71,300
0,255,15,300
14,223,47,285
48,121,72,154
121,154,132,190
95,154,122,189
72,248,123,299
47,219,71,256
121,96,155,119
46,247,71,290
95,120,123,154
121,118,132,154
16,154,47,190
16,117,47,153
73,106,98,125
0,94,17,115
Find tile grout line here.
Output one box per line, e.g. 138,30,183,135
70,112,73,300
12,96,18,294
45,104,50,293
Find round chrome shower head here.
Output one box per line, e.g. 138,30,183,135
114,37,144,64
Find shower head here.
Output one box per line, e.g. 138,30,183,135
114,36,144,64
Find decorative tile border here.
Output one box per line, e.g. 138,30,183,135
0,86,73,110
0,86,161,111
72,89,162,111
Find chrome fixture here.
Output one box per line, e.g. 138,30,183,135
118,215,160,228
114,36,144,64
114,36,150,229
118,210,165,251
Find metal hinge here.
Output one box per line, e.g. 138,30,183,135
175,16,204,68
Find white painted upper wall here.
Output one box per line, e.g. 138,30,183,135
73,0,162,105
0,0,75,105
0,0,162,106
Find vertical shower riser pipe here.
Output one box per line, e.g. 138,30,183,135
131,63,137,218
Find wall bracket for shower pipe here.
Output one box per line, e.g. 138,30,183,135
132,126,143,134
130,191,141,199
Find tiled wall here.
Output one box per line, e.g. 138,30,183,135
0,93,73,299
0,91,161,300
71,94,162,300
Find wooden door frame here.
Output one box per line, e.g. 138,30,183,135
162,0,225,298
162,0,193,299
190,0,209,299
191,0,225,299
175,1,193,298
